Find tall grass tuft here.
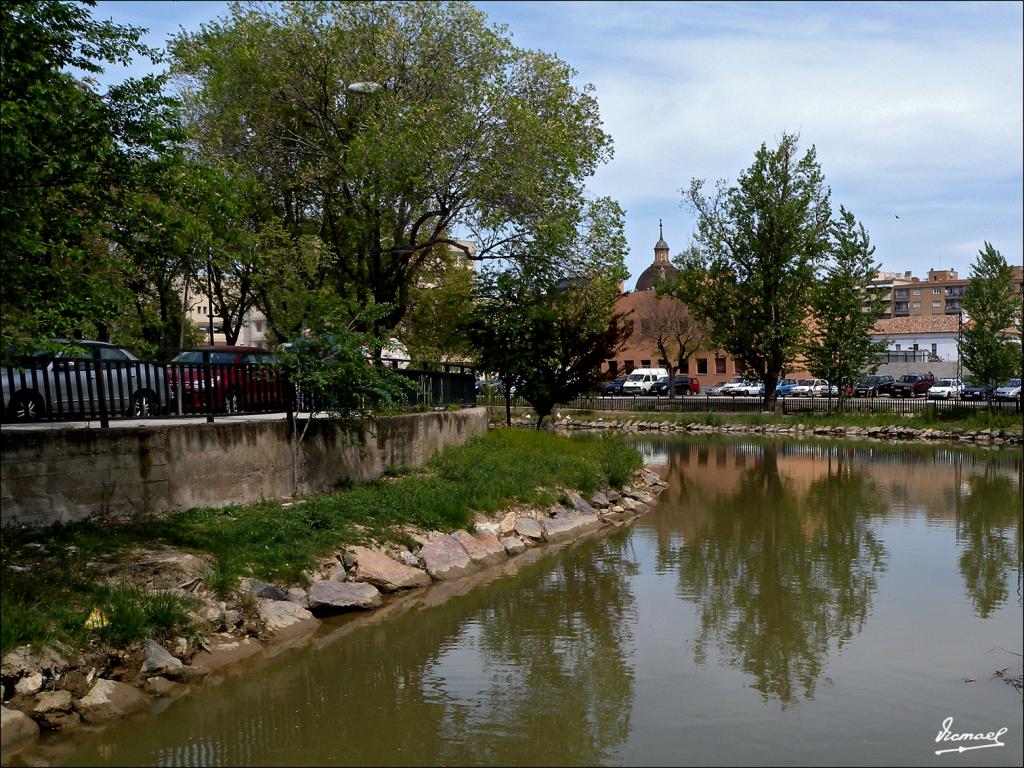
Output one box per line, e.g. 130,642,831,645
599,431,643,488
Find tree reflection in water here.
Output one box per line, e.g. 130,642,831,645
659,442,888,707
955,462,1023,618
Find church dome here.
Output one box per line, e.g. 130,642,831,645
635,261,679,292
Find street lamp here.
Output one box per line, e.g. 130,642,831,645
956,309,963,385
346,81,382,94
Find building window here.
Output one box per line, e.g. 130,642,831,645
640,359,651,368
697,358,708,375
715,357,726,374
607,361,618,375
624,360,634,372
932,301,941,308
912,302,921,309
894,288,909,298
680,359,689,374
913,289,921,295
931,343,937,356
895,344,901,351
933,287,941,295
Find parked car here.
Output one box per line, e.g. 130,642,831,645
600,374,629,395
621,367,670,396
789,379,830,397
853,375,896,398
704,381,729,395
960,380,998,401
758,378,799,397
650,375,700,396
2,340,165,422
890,373,935,398
167,346,286,414
729,380,763,397
927,378,964,400
994,378,1022,401
719,376,753,396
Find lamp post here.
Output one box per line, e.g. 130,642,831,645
956,307,966,388
206,246,215,346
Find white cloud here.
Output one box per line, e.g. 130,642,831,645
481,0,1023,282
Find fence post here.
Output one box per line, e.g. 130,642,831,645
92,347,110,429
203,349,214,424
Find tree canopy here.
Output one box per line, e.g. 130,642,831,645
802,206,888,401
466,198,630,427
663,134,832,401
169,0,613,336
1,0,180,353
960,243,1023,398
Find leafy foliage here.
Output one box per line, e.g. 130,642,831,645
169,1,613,337
960,243,1023,397
466,198,631,426
664,134,832,400
274,301,416,422
802,207,888,401
1,0,181,352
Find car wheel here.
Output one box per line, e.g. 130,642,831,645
130,390,156,417
224,390,241,415
9,391,44,422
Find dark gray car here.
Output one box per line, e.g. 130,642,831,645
2,340,166,421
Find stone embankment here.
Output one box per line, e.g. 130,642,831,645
0,468,668,757
526,415,1022,446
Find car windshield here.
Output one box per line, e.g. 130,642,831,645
935,380,953,387
1004,379,1021,387
780,379,797,386
626,373,644,381
898,375,918,382
172,351,240,364
797,379,814,386
859,376,880,385
656,377,668,384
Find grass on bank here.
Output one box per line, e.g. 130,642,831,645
0,429,642,656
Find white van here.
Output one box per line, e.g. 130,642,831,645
621,367,670,395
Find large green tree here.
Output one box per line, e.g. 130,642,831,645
1,0,180,352
663,134,832,401
169,1,612,337
802,207,888,404
960,243,1023,403
466,198,630,428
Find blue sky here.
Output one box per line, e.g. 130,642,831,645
92,0,1023,287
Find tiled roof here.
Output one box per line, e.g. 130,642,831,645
872,316,961,335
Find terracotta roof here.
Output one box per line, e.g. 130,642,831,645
872,316,961,335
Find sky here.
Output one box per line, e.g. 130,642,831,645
92,0,1023,288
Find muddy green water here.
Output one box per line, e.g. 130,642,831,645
38,437,1024,766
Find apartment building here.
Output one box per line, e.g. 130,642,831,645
875,266,1024,319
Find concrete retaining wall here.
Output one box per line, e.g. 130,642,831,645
1,408,487,527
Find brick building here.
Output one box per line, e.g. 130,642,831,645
604,224,750,386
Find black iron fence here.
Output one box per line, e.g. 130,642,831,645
2,353,476,426
479,391,1022,417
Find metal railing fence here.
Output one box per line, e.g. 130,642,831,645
2,353,477,426
478,391,1022,417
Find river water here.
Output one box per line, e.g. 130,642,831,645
37,435,1024,766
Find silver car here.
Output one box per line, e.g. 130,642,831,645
2,340,166,421
994,378,1021,400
